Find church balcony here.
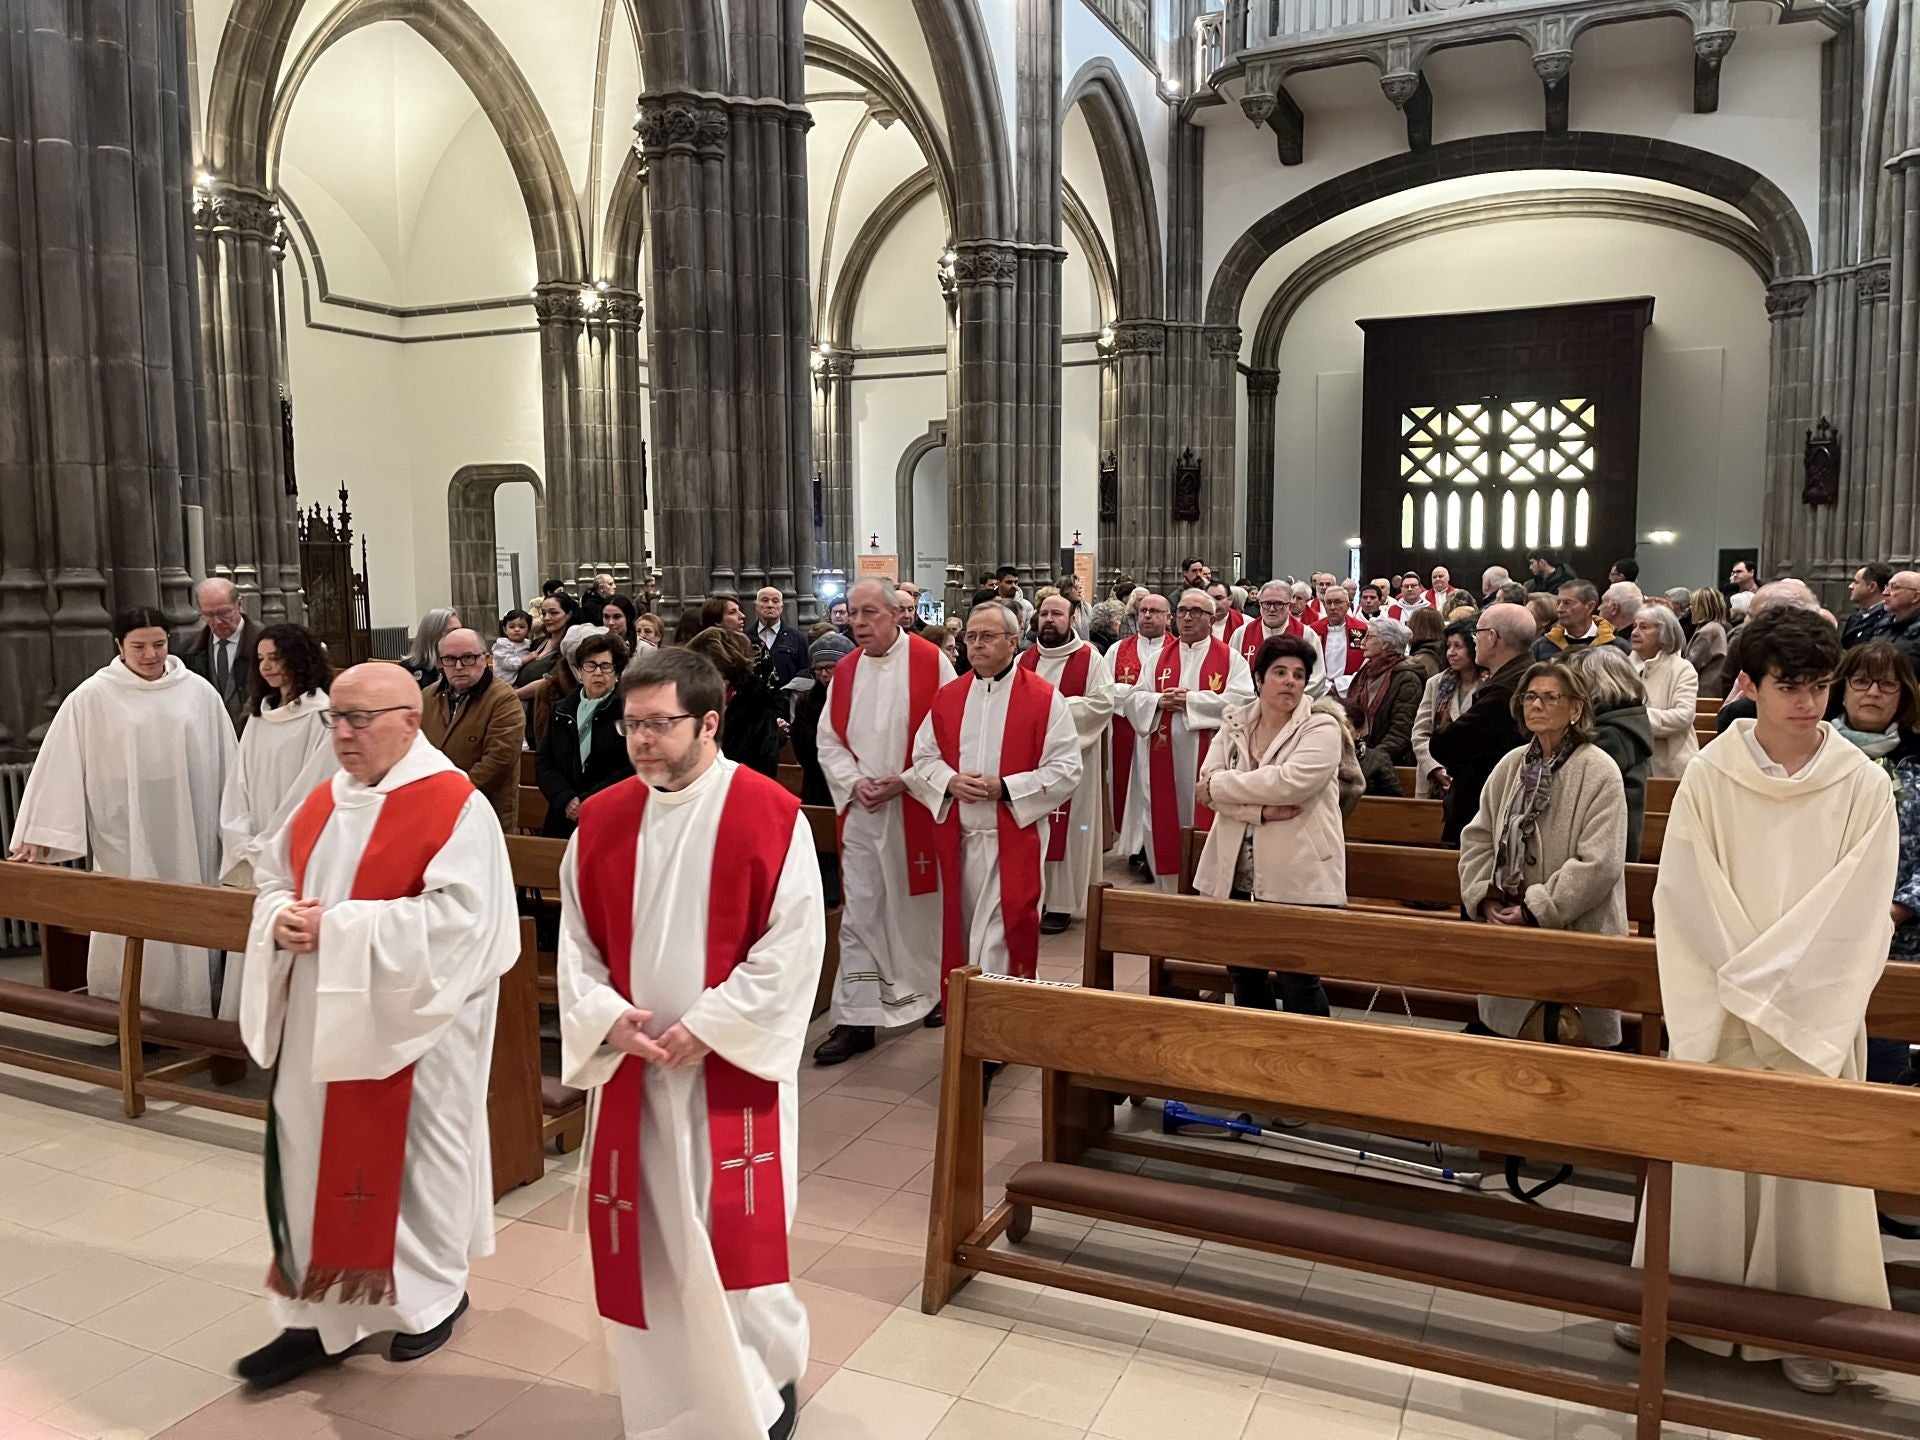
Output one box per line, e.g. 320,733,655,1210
1192,0,1845,157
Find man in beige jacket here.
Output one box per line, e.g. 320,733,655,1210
422,628,526,829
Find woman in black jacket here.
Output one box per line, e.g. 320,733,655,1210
534,632,632,838
686,625,785,776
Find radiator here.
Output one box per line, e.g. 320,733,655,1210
1,762,34,953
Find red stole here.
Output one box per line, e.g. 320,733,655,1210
829,633,943,896
1018,643,1092,862
271,769,474,1306
1325,620,1368,678
576,770,797,1330
931,668,1053,979
1115,637,1230,876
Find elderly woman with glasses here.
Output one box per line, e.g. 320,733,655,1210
534,631,633,838
1629,604,1700,779
1458,661,1629,1049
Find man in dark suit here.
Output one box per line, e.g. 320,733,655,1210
1427,602,1537,845
180,577,257,732
752,586,809,685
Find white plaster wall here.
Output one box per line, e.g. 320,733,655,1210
851,190,950,348
1267,214,1768,596
1061,232,1106,335
1063,0,1172,256
1062,346,1102,561
402,109,542,303
852,373,949,558
1062,107,1116,260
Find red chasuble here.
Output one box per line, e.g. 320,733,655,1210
1113,637,1231,876
1018,644,1092,862
829,633,944,895
929,667,1055,979
575,768,798,1330
268,769,475,1306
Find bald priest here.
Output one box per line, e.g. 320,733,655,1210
234,662,520,1388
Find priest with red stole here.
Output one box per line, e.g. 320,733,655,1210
811,577,956,1065
1111,589,1255,891
558,647,824,1440
234,663,519,1390
1240,581,1329,699
908,602,1081,980
1022,593,1115,934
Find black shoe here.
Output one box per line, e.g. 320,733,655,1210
1127,850,1149,876
1039,912,1070,935
390,1292,468,1362
923,1003,945,1029
235,1328,344,1391
983,1061,1005,1103
769,1381,798,1439
812,1025,874,1066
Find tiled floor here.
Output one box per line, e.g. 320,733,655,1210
0,863,1918,1438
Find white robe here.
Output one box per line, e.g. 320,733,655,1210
1643,720,1899,1357
815,630,955,1026
907,671,1082,973
8,656,235,1013
1111,635,1255,890
238,734,519,1354
1023,640,1115,919
220,690,339,889
558,758,824,1440
1243,623,1329,699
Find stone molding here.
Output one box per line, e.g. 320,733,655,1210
1108,320,1166,355
1856,262,1892,304
1765,279,1814,321
1203,326,1243,359
818,352,856,379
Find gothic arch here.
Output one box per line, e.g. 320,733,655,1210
1063,185,1118,329
264,0,587,282
1207,131,1814,329
602,152,647,293
825,169,938,349
202,0,309,185
894,421,948,591
906,0,1011,240
448,464,545,625
1062,58,1163,321
804,35,958,233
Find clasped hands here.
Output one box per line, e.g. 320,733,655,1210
606,1008,711,1068
947,772,1002,805
274,898,324,954
1156,688,1188,714
853,775,907,812
1479,897,1529,927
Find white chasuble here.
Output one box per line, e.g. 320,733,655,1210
815,629,955,1025
557,758,824,1440
907,667,1082,976
9,656,236,1013
238,735,519,1353
1643,720,1899,1357
1022,639,1115,918
1110,636,1254,891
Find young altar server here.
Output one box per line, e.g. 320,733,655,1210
811,577,955,1064
8,607,235,1013
1627,607,1899,1395
909,601,1082,978
1022,593,1115,933
558,646,824,1440
234,663,519,1389
1110,588,1255,890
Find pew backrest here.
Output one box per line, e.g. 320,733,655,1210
0,864,252,951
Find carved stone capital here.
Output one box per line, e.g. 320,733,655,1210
819,352,855,379
1855,262,1892,305
1765,279,1813,321
1240,90,1278,129
1245,368,1281,398
950,241,1020,289
597,288,645,327
533,283,588,325
635,95,730,158
1532,50,1573,84
1109,320,1166,356
1693,28,1736,62
193,181,279,243
1204,325,1243,360
1380,71,1421,109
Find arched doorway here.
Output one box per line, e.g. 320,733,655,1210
895,421,949,601
449,465,544,626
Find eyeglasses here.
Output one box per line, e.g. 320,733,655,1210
1847,676,1902,695
1174,606,1212,617
1258,599,1289,610
440,653,486,668
616,714,695,737
961,631,1012,645
578,660,618,676
1474,628,1497,638
323,706,412,729
1520,692,1568,706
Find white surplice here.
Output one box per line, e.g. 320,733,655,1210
220,689,338,889
1024,640,1115,919
238,734,519,1354
1240,623,1328,699
907,670,1082,973
8,656,236,1014
1642,720,1899,1357
1110,637,1255,890
815,631,955,1026
558,758,824,1440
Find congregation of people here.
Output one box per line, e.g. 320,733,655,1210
8,541,1920,1431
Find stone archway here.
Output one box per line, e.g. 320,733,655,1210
895,421,949,597
449,465,545,627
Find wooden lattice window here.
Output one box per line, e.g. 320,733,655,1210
1396,397,1596,555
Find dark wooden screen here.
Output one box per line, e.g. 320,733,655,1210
298,485,373,665
1358,298,1654,588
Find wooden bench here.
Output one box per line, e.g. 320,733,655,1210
924,971,1920,1440
1394,767,1678,813
1697,696,1721,715
518,784,548,834
1350,795,1666,860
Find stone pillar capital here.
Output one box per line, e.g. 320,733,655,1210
949,240,1021,289
1203,325,1243,360
1107,320,1166,356
1765,280,1813,322
1855,262,1891,306
1245,367,1281,397
193,180,281,244
635,92,730,159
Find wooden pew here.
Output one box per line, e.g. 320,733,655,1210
1696,696,1721,715
518,784,549,834
1350,795,1664,861
924,971,1920,1440
1393,766,1677,814
778,763,805,796
519,750,536,787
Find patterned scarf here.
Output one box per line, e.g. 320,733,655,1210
1346,653,1404,736
1492,736,1578,899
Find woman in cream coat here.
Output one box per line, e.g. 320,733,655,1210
1629,604,1700,779
1194,633,1346,1015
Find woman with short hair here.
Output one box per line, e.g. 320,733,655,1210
1686,587,1731,697
1458,660,1628,1047
634,611,664,648
399,607,460,690
1345,617,1424,794
1565,644,1654,862
1630,604,1700,779
534,631,632,838
1193,635,1344,1015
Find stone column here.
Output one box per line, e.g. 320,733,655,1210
1243,368,1281,583
1103,321,1168,587
0,0,206,757
535,282,648,586
814,349,855,581
638,81,815,617
194,179,303,624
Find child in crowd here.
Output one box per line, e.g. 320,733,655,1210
492,609,533,683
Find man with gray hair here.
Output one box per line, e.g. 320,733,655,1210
1238,581,1328,697
1479,566,1511,607
1111,588,1254,890
908,603,1081,979
812,577,955,1063
1598,581,1645,637
1429,602,1538,845
182,575,258,730
1714,577,1829,733
1533,579,1630,659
